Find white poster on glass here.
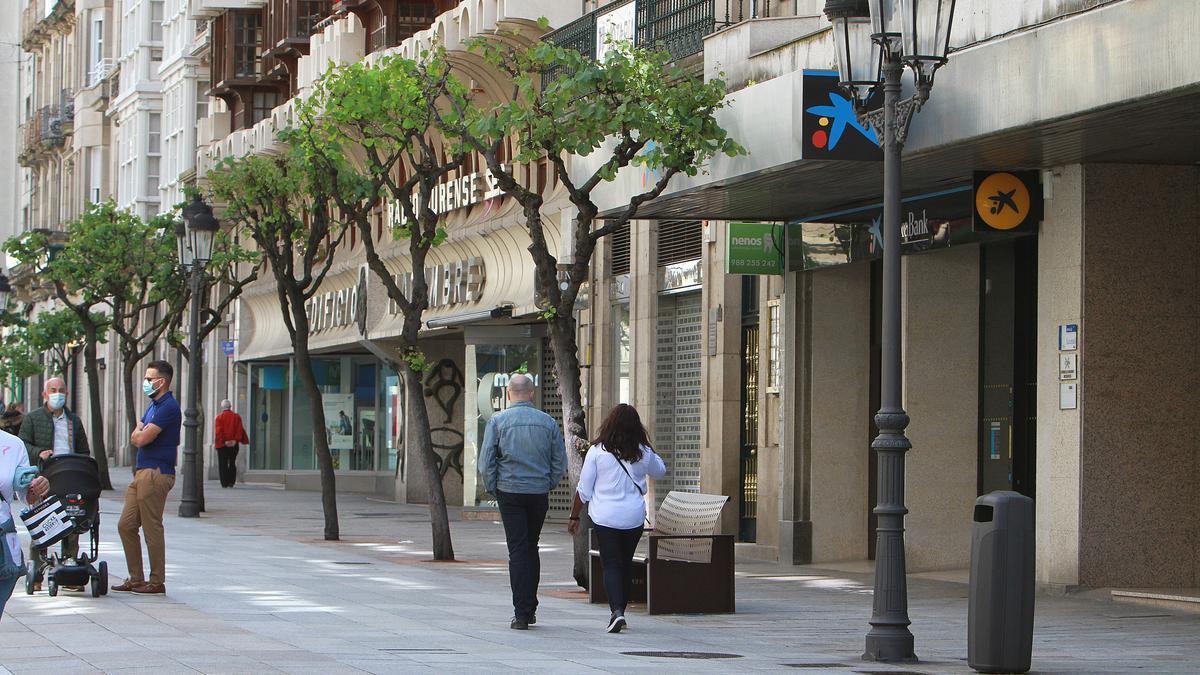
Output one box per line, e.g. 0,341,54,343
323,393,355,454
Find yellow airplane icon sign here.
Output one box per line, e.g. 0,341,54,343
974,172,1035,231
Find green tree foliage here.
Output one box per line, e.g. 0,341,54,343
459,37,744,586
205,146,347,541
292,50,470,561
25,306,101,375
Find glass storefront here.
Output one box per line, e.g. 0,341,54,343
383,367,404,473
246,355,386,472
462,332,543,508
248,363,287,470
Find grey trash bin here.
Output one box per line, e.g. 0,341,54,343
968,491,1034,674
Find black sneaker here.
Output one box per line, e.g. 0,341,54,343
510,617,529,630
606,612,626,634
528,613,536,625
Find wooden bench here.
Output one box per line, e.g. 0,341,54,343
589,491,734,615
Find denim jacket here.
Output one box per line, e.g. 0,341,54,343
479,402,567,495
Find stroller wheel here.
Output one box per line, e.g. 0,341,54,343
48,579,59,597
98,561,109,596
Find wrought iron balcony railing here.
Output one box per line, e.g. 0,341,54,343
545,0,776,68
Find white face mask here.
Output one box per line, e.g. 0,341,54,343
48,393,66,410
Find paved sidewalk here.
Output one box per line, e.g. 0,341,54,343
3,475,1199,674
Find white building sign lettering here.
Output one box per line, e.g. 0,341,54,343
388,257,486,314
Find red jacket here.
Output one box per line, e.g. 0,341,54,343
214,410,249,449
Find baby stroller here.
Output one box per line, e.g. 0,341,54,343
22,454,109,598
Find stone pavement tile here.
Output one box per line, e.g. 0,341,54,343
334,660,438,674
76,653,188,671
103,662,201,667
125,635,226,651
275,665,371,675
4,657,102,675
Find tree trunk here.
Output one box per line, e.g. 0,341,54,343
291,332,340,541
547,312,591,588
402,360,455,561
82,328,112,490
121,348,140,468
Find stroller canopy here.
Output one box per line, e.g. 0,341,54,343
41,454,102,500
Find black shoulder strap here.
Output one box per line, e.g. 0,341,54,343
613,454,646,496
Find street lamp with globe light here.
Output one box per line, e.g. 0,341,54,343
823,0,957,664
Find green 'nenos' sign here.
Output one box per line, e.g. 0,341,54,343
726,222,784,275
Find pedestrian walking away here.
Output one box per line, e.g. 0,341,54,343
18,376,91,592
115,360,182,595
214,399,249,488
569,403,666,633
0,429,49,619
478,373,567,630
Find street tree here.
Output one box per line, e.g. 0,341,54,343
0,328,43,395
291,51,470,561
24,306,97,376
205,146,349,541
5,207,129,489
100,213,192,463
460,38,743,585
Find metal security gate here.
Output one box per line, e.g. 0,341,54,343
655,292,703,502
541,336,574,519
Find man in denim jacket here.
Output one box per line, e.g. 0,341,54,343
479,373,566,630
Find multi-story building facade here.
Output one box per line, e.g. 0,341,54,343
188,0,1199,595
0,4,26,258
110,0,164,220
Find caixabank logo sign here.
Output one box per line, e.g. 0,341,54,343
973,171,1041,233
801,70,882,161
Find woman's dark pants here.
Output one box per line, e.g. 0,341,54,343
593,524,644,614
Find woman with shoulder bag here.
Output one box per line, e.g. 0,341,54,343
568,404,666,633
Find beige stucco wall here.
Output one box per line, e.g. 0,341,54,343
807,264,871,562
903,245,981,571
1036,164,1084,589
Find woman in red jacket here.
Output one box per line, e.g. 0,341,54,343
213,400,249,488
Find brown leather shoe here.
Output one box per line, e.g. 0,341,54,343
132,582,165,595
111,579,144,592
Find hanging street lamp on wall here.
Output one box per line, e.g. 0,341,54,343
823,0,957,664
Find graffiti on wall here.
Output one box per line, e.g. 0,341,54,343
424,359,465,478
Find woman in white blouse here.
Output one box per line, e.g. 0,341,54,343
568,404,666,633
2,428,49,619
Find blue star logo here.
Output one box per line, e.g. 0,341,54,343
806,93,878,150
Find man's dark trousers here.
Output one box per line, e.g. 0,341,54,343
495,489,549,622
216,447,238,487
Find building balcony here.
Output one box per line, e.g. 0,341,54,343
545,0,760,66
18,105,69,167
21,0,74,51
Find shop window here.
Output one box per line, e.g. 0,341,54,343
384,367,404,473
291,357,342,470
613,301,630,404
766,299,780,393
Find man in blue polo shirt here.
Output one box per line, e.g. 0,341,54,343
113,360,182,595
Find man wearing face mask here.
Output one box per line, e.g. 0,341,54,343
19,376,91,591
114,360,181,595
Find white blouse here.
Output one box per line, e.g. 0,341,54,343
577,443,667,530
1,430,33,572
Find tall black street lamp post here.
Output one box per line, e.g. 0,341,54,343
176,195,219,518
823,0,956,663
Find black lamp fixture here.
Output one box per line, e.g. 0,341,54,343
180,193,219,267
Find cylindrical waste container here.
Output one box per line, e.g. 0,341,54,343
968,490,1034,673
